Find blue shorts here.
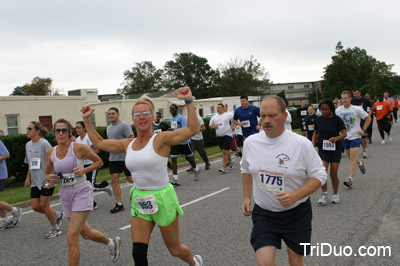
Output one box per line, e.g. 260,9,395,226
251,198,312,256
342,138,361,150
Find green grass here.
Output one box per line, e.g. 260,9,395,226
1,145,223,205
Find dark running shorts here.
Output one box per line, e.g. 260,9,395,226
109,161,132,176
251,198,312,256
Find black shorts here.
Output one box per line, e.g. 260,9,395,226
360,120,367,138
217,135,233,150
251,198,312,256
377,118,391,133
235,134,244,147
109,161,131,176
318,149,342,163
84,164,98,184
0,179,5,192
170,143,194,158
31,186,55,198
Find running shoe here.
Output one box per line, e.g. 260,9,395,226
186,167,194,173
381,139,386,145
194,169,200,181
205,164,211,170
12,207,22,226
369,139,372,144
228,160,235,170
55,211,64,228
363,151,368,159
93,201,98,210
45,228,62,239
389,135,393,142
344,178,353,188
219,166,226,173
110,237,121,263
110,204,125,214
358,159,366,174
318,193,328,206
104,185,114,197
0,218,14,230
170,180,181,187
194,255,203,266
235,151,242,157
332,193,340,204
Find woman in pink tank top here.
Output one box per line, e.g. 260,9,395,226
81,87,204,266
45,119,121,265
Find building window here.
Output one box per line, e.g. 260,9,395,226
90,114,96,127
288,86,294,89
304,85,310,88
105,112,111,125
6,115,19,135
211,106,215,114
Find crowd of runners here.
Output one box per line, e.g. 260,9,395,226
0,87,397,265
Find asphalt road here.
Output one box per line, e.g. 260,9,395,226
1,122,400,266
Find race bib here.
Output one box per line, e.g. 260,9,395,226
308,125,314,131
60,173,77,187
258,168,285,192
301,110,307,116
30,158,41,170
367,107,371,112
242,120,250,128
377,105,383,111
322,139,336,151
135,195,159,215
171,121,178,129
217,122,224,127
154,129,162,134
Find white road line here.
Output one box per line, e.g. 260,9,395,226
20,158,226,216
119,187,231,230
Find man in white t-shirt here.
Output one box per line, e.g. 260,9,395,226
336,91,371,188
241,96,327,265
210,103,235,173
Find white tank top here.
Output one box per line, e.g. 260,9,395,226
125,134,169,190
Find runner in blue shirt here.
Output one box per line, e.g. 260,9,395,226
232,96,260,139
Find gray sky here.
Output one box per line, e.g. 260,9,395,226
1,0,399,96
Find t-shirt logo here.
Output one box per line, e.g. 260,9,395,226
275,153,290,169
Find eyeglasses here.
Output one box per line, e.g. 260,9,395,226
26,127,33,131
133,111,151,117
55,128,69,134
75,126,82,129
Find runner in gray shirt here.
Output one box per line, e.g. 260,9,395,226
106,107,134,213
24,121,63,238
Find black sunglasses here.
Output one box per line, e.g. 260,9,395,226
55,128,69,134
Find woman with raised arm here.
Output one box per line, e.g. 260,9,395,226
81,87,203,266
45,119,121,266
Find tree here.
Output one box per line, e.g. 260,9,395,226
323,42,399,99
308,89,322,104
163,52,219,99
277,90,288,105
217,56,270,97
363,62,400,97
10,77,54,96
118,61,164,95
